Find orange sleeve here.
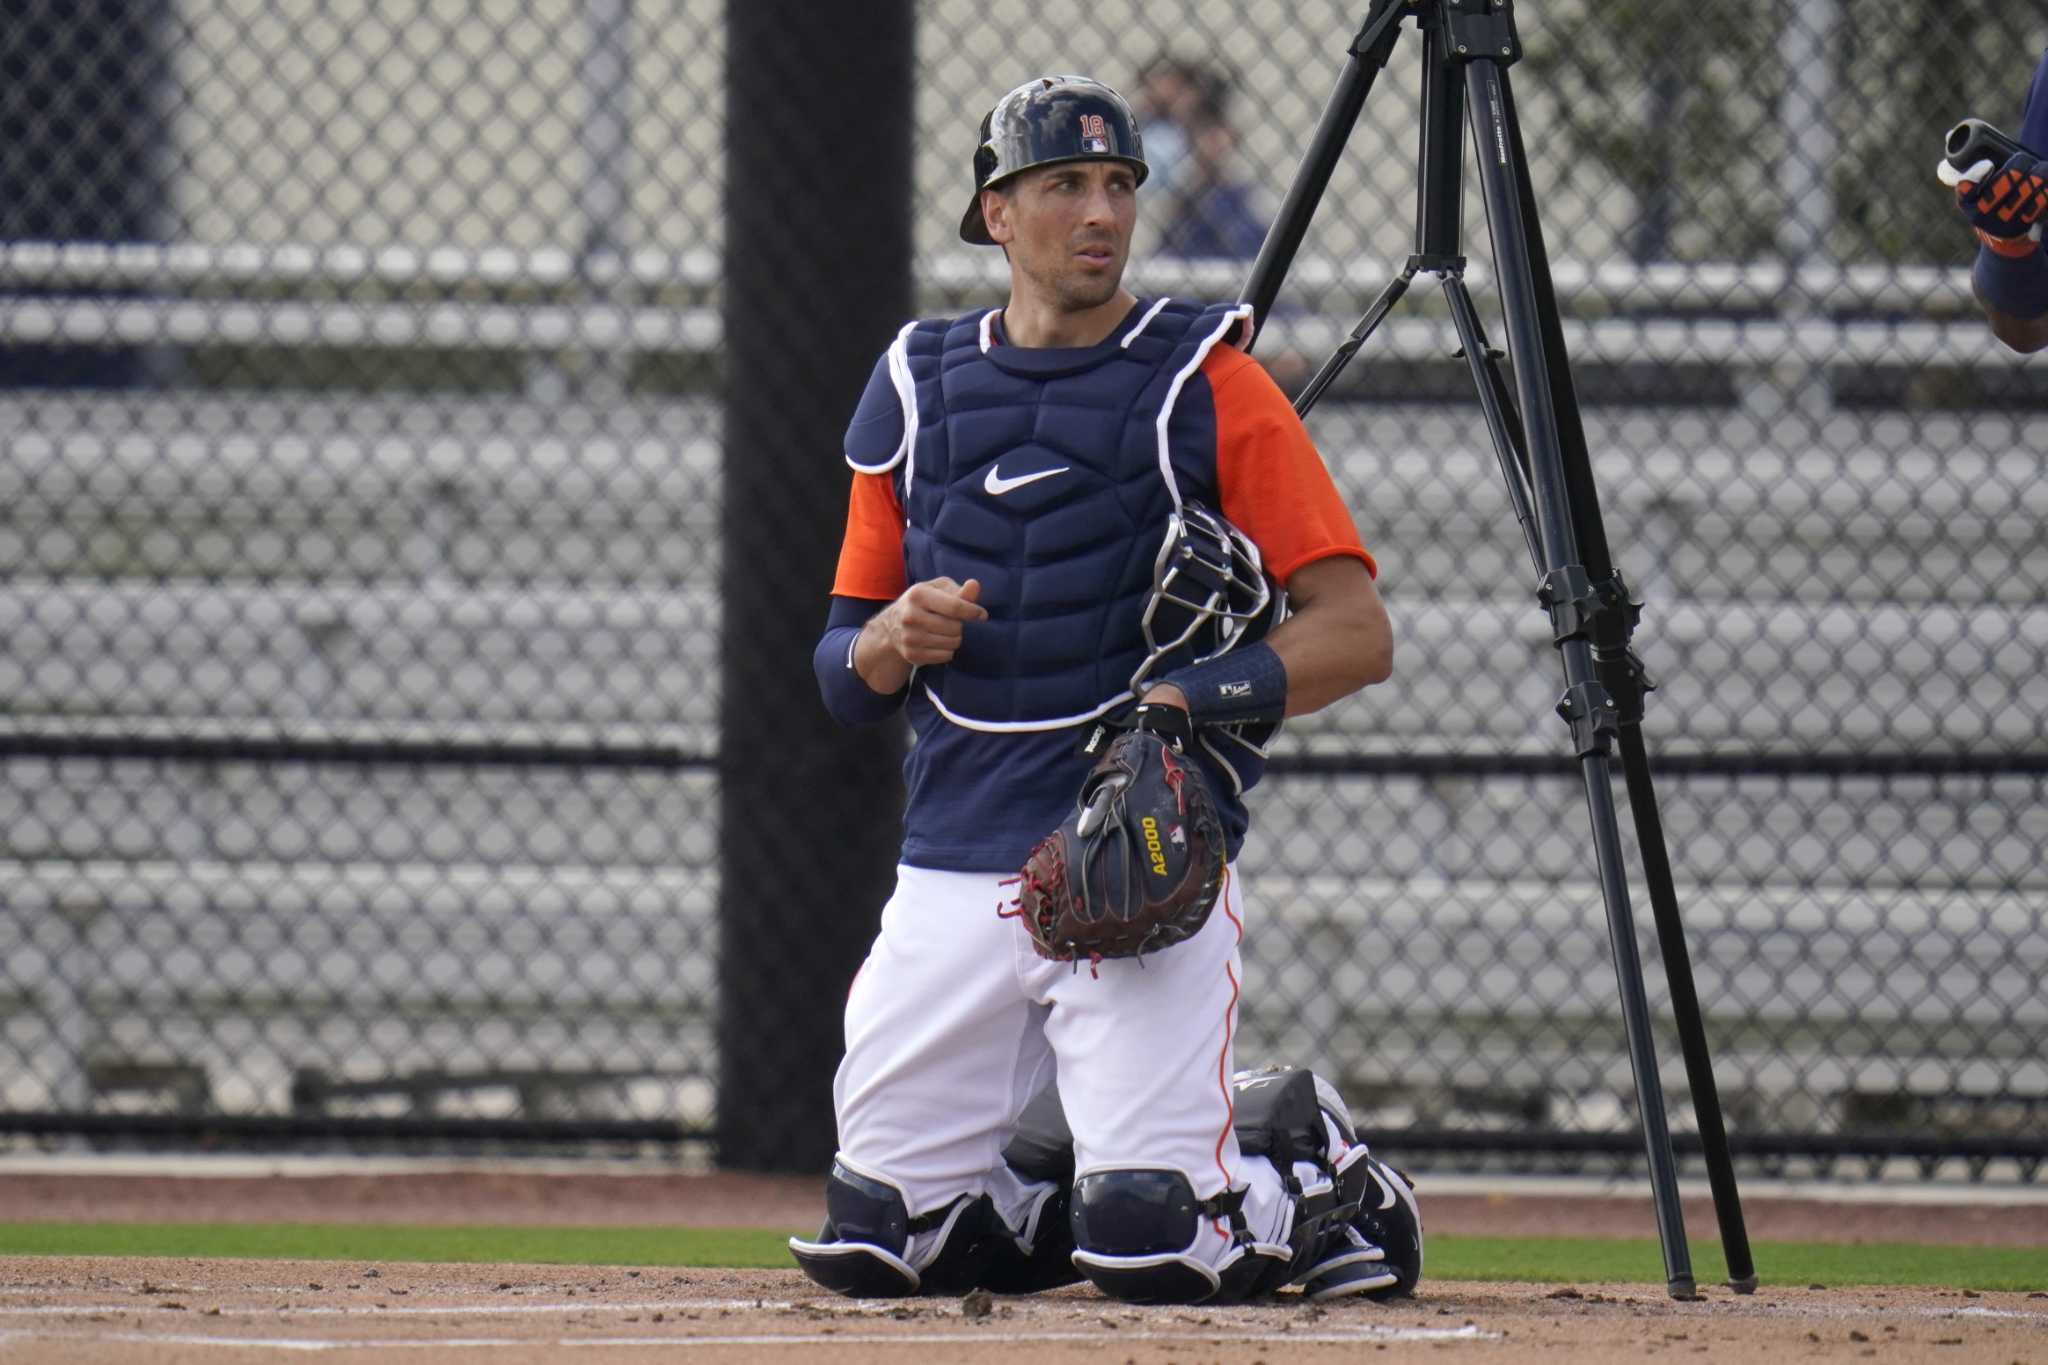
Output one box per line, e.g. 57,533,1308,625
1203,345,1378,583
830,470,909,600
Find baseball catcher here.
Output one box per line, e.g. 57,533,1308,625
796,72,1411,1305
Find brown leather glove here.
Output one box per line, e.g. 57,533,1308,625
1002,711,1226,965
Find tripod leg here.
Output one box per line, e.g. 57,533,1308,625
1452,265,1754,1291
1577,752,1695,1302
1453,44,1697,1298
1615,720,1759,1292
1461,5,1758,1289
1441,278,1541,577
1292,268,1417,417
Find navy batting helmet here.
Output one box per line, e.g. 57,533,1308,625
960,75,1148,245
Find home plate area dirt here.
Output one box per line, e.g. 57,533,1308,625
2,1259,2045,1363
0,1171,2043,1361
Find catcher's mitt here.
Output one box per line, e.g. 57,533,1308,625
1002,709,1227,965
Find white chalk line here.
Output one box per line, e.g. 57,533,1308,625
4,1296,2045,1324
0,1297,946,1318
0,1324,1496,1352
1748,1301,2048,1328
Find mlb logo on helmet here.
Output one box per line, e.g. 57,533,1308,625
1079,112,1110,154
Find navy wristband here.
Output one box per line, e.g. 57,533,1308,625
1974,242,2048,319
1158,642,1288,726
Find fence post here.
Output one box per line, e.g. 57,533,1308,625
528,0,638,404
1752,0,1842,421
0,0,170,388
717,1,915,1172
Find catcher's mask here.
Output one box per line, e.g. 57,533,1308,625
1133,501,1285,694
960,75,1148,244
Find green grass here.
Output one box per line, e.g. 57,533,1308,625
0,1223,793,1269
2,1223,2042,1292
1431,1236,2046,1292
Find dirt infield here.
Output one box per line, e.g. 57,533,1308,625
3,1257,2045,1363
1,1171,2044,1362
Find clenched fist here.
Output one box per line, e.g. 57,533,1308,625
853,576,989,693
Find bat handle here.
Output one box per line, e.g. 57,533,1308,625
1945,117,2029,175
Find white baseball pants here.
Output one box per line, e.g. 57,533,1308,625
831,863,1294,1266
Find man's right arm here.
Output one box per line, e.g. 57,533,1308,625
815,595,902,726
813,578,990,725
811,467,990,725
847,578,987,688
813,467,911,725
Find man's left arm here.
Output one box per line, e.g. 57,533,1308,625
1141,344,1393,720
1265,553,1392,714
1155,556,1392,720
1140,553,1390,718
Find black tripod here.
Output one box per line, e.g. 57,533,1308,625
1238,0,1756,1299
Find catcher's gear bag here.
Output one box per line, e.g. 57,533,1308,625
1001,708,1225,964
960,74,1148,244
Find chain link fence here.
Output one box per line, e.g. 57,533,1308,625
1,0,2043,1176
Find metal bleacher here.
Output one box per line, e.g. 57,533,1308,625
0,241,2027,368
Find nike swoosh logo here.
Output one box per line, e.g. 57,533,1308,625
983,464,1070,496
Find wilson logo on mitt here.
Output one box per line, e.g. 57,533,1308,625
999,729,1226,968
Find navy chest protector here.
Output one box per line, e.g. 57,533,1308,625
848,299,1254,730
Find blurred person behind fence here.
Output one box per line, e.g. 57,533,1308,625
1136,58,1269,261
1132,56,1205,207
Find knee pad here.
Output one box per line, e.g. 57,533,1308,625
788,1159,995,1298
1068,1168,1290,1304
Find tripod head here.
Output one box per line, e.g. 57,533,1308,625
1238,0,1522,350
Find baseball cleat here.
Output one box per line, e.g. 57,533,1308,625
1297,1223,1400,1300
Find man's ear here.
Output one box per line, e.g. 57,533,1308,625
981,187,1014,245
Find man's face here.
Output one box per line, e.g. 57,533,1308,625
983,159,1139,313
